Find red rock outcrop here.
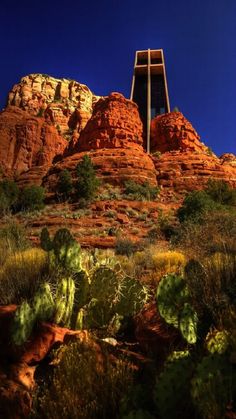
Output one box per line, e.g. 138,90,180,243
75,92,143,151
7,74,100,137
154,150,236,200
150,112,236,199
220,153,236,167
135,302,182,359
150,111,208,153
0,106,67,179
44,93,157,191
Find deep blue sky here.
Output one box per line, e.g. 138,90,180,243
1,0,235,155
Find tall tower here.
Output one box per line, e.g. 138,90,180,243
130,49,170,153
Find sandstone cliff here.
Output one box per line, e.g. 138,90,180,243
150,111,208,153
0,74,100,181
0,106,67,179
151,112,236,198
7,73,100,137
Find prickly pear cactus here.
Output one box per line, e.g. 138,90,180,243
12,301,36,346
64,241,81,271
154,353,194,419
191,354,234,419
90,267,121,305
52,228,74,255
32,283,55,322
54,277,75,327
75,308,84,330
83,298,114,329
52,228,81,271
156,274,189,328
156,274,198,344
40,227,53,252
116,276,150,317
179,303,198,344
167,350,190,362
107,313,123,335
74,270,90,309
206,329,230,354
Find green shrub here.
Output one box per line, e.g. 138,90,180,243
37,108,44,117
172,106,180,112
124,180,159,201
19,185,45,211
185,252,236,331
0,222,29,252
57,169,73,200
174,210,236,258
177,190,216,223
205,179,236,206
75,155,100,201
206,146,214,156
0,179,19,213
115,239,137,257
152,151,162,158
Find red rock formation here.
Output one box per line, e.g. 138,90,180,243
135,302,182,359
7,74,100,137
220,153,236,167
0,106,67,179
76,92,143,151
150,111,207,153
44,93,157,191
154,150,236,199
150,112,236,199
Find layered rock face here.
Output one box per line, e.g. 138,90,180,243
44,92,157,191
220,153,236,167
150,112,236,198
76,92,143,151
151,112,236,200
0,106,67,178
154,151,236,199
7,74,100,137
150,111,207,153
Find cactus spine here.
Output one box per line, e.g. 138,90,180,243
54,277,75,327
32,282,55,322
116,276,150,317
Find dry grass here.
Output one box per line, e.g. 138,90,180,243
0,248,48,304
117,246,186,286
32,340,133,419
